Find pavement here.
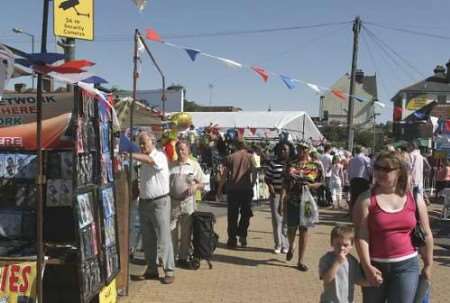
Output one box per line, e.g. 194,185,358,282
120,201,450,303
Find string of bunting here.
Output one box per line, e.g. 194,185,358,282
144,28,385,108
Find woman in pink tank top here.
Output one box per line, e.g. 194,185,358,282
353,151,433,303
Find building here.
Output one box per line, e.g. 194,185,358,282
391,61,450,144
319,70,378,127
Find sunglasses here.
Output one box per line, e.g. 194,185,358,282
374,164,399,172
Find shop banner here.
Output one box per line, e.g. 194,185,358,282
98,279,117,303
0,260,36,302
0,92,74,128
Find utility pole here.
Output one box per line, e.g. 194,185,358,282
58,37,76,91
346,16,362,152
208,83,213,105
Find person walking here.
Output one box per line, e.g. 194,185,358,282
218,140,257,248
170,140,205,268
353,151,433,302
408,141,425,202
330,155,345,209
281,143,323,271
320,144,333,204
348,146,371,211
265,143,292,254
131,129,175,284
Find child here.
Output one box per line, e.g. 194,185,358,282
319,225,370,303
329,155,344,209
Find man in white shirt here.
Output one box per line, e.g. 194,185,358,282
348,146,371,212
408,141,424,202
131,128,175,284
320,144,333,204
170,140,205,268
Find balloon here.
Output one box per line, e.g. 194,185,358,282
170,112,192,129
0,44,14,101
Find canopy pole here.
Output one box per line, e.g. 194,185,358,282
36,1,50,302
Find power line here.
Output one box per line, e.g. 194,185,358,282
363,26,421,81
365,21,450,41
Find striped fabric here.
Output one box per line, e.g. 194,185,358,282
265,160,286,191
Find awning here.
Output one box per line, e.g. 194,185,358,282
0,113,73,150
114,98,162,132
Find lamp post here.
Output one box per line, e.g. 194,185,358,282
12,27,35,89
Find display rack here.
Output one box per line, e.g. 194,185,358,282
0,87,120,302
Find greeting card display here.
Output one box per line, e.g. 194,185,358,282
15,154,37,179
101,187,115,218
76,193,94,228
4,154,17,178
15,183,36,208
61,152,74,180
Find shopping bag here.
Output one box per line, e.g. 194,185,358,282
299,185,319,227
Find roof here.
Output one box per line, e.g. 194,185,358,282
188,111,324,141
391,73,450,102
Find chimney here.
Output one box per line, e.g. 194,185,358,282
433,65,446,79
446,59,450,83
14,83,26,93
355,69,364,84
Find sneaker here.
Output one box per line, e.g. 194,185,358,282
274,247,281,254
162,275,175,284
281,247,289,254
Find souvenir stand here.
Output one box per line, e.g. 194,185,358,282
0,86,120,302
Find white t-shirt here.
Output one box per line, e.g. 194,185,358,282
139,149,170,199
320,153,333,178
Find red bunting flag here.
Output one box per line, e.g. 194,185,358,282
146,28,162,42
249,128,256,135
331,89,346,101
59,60,95,69
251,66,269,82
237,128,245,137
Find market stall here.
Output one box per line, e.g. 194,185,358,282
0,86,121,302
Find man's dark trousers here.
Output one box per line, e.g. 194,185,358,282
227,189,253,242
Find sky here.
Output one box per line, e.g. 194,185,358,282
2,0,450,122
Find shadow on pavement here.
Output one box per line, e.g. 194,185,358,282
216,242,275,254
212,253,290,268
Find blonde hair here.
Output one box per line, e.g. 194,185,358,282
374,151,409,196
330,225,354,245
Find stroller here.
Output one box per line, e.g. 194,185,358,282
190,211,219,269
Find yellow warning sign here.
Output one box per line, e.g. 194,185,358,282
54,0,94,41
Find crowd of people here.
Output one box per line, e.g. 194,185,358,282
128,126,435,302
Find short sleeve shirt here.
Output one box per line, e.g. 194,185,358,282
284,160,323,196
319,252,363,303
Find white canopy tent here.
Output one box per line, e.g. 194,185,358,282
188,111,324,143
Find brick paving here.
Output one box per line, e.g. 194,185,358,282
120,203,450,303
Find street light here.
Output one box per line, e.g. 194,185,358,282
12,27,35,89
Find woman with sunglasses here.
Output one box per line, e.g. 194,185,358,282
353,151,433,302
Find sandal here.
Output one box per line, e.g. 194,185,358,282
297,263,309,272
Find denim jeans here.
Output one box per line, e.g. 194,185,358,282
269,194,288,250
362,256,419,303
139,196,175,276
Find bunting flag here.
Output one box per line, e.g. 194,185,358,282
251,66,269,82
249,128,257,135
331,89,346,101
210,55,242,69
374,101,385,108
306,83,322,94
137,36,145,59
131,0,148,11
237,128,245,137
142,27,379,108
24,52,65,65
185,48,201,62
280,75,295,90
145,28,163,42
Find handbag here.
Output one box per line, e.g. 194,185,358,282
411,193,426,247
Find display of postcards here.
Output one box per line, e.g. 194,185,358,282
46,179,61,207
103,217,116,247
100,122,110,153
46,152,62,179
98,99,111,122
60,152,74,180
80,224,98,260
0,180,17,207
100,154,108,185
82,93,96,119
59,180,73,206
77,154,94,185
81,259,102,298
101,187,115,218
76,118,86,154
105,246,119,278
15,183,37,208
76,193,94,228
15,154,37,179
0,209,35,240
0,154,5,178
3,154,17,178
91,223,99,257
87,120,97,151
